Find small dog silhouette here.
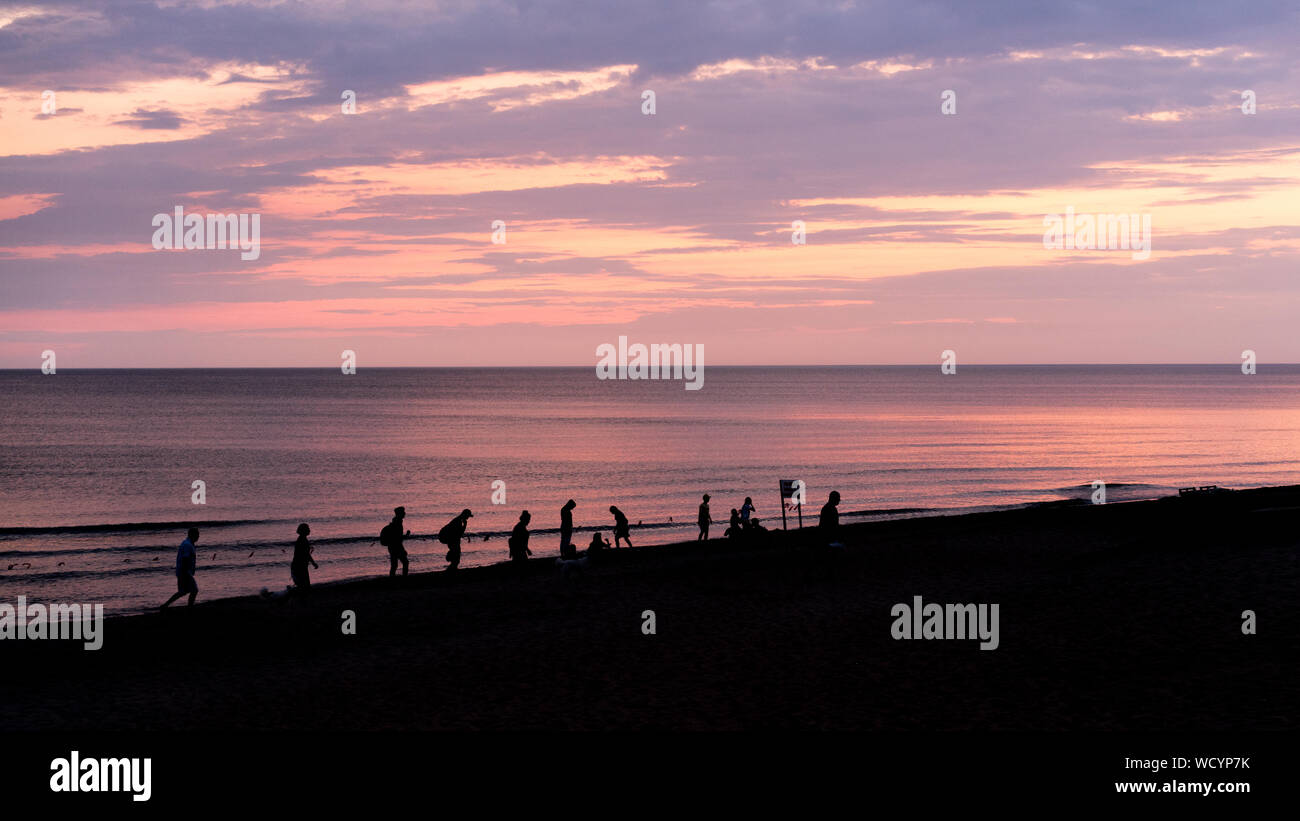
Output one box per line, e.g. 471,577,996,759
555,555,589,580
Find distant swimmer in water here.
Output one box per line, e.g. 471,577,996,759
291,523,319,591
161,527,200,608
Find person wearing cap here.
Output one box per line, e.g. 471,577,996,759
381,506,411,577
440,508,473,571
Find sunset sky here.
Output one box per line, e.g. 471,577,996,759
2,0,1298,366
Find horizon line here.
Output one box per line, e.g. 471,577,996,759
3,363,1294,370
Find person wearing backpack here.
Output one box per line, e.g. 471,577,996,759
508,510,532,563
381,506,411,577
438,509,473,571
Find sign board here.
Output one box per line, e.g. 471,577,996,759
778,479,804,529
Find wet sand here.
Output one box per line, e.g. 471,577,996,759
2,487,1297,731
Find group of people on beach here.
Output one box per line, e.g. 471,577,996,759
697,494,770,540
160,490,843,608
375,501,633,580
379,505,477,577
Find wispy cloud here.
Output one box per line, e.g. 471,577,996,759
1,0,1298,364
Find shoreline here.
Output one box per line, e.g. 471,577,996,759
98,495,1144,619
3,492,1183,620
2,483,1296,730
77,489,1212,618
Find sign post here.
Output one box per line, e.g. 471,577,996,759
779,479,804,530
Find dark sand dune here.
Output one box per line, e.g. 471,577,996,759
2,487,1296,731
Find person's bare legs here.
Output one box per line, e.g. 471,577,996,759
161,587,197,608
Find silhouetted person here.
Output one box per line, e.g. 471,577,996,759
291,522,319,590
509,511,532,563
740,497,756,526
439,509,473,570
161,527,200,608
588,531,610,557
727,508,742,538
381,506,411,576
698,494,712,540
560,499,577,559
820,491,841,540
609,505,632,547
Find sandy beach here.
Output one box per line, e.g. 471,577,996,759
2,486,1296,732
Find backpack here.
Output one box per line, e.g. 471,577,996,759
437,521,457,545
379,522,399,547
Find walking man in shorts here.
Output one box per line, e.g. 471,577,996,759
161,527,200,608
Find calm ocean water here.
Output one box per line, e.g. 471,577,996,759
2,365,1298,614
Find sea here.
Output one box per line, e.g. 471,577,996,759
2,365,1298,615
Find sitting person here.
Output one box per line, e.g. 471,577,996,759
587,531,610,556
725,508,742,538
